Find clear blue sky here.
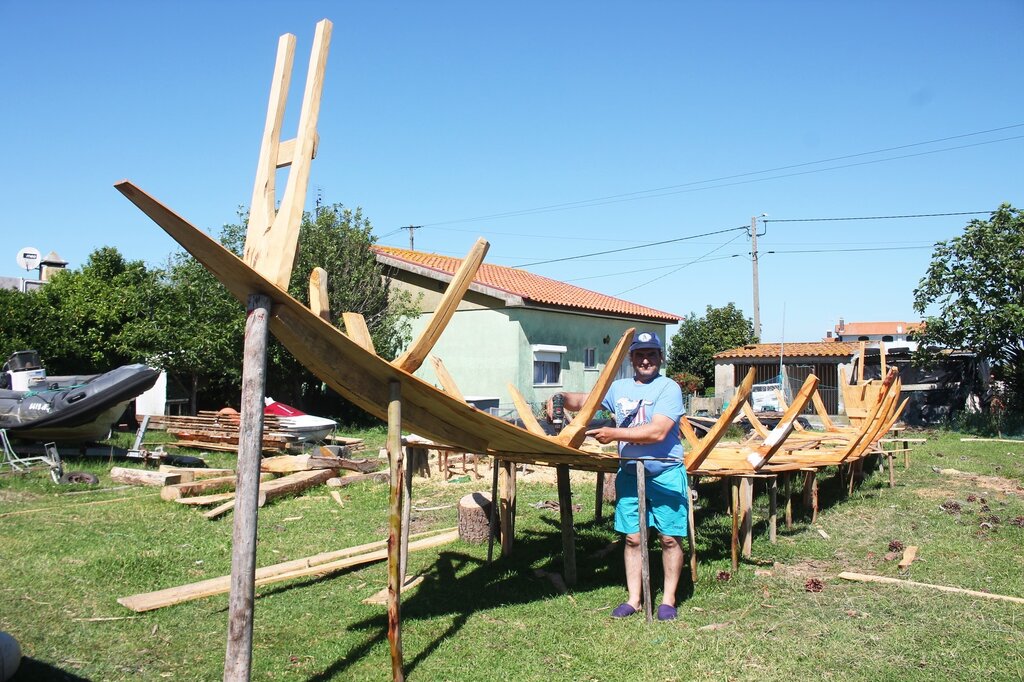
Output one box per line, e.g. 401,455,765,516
3,1,1021,344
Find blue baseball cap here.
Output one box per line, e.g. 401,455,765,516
629,331,663,353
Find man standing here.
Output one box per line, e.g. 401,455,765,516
548,331,687,621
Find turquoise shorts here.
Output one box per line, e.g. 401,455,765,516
614,465,689,538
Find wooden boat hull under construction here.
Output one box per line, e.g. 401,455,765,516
116,181,619,468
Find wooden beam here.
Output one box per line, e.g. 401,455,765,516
117,528,457,613
837,571,1024,604
275,132,319,169
393,238,489,373
109,467,182,487
385,380,405,682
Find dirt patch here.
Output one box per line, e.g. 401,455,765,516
771,558,834,580
930,468,1024,497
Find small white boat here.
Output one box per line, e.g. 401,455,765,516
263,398,335,442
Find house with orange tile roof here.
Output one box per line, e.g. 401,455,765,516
373,246,682,414
829,317,924,348
713,342,859,416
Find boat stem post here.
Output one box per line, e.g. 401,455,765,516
224,293,271,681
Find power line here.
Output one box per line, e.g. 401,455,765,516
514,225,748,267
403,123,1023,228
765,245,933,255
764,210,990,223
615,232,747,296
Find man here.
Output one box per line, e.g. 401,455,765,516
547,331,687,621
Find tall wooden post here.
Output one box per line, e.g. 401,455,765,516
636,460,652,623
556,464,576,586
223,295,270,681
386,381,405,682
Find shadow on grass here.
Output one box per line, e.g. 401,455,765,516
12,657,93,681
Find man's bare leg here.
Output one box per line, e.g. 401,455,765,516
623,532,643,608
660,534,684,606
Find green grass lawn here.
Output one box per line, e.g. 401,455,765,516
1,429,1022,680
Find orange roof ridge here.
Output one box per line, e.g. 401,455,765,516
374,245,681,323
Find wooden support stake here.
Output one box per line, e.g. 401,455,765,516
784,472,793,531
487,457,499,563
595,471,605,521
556,464,576,587
500,460,515,556
636,460,652,623
224,293,270,681
740,477,753,558
385,380,404,682
730,478,740,572
768,475,777,544
687,474,698,583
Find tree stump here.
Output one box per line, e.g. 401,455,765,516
458,491,494,544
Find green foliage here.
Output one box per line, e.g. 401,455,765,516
21,248,163,373
666,302,756,389
913,203,1024,411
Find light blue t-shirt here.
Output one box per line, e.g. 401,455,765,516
601,374,684,476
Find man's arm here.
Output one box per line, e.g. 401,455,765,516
584,414,675,446
545,391,589,421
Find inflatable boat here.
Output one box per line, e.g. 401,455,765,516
0,351,160,442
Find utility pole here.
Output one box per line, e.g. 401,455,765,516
750,216,762,342
404,225,421,250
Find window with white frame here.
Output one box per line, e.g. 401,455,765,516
532,344,566,386
584,347,597,370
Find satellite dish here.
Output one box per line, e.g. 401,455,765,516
16,247,41,272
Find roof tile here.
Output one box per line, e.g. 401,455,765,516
374,246,681,322
715,342,858,359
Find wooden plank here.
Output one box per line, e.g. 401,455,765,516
259,454,344,473
161,474,270,501
556,327,634,449
158,466,235,480
393,238,489,373
118,528,458,612
109,467,182,487
898,545,918,570
342,312,376,354
837,571,1024,604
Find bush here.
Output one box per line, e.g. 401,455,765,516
671,371,704,395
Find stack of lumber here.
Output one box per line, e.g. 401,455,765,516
109,452,386,520
146,412,311,454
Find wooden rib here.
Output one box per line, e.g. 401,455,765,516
556,328,635,449
810,389,838,431
393,238,489,373
243,32,295,268
430,356,465,402
309,267,330,321
749,374,819,469
683,368,756,470
341,312,376,354
741,401,771,439
507,383,546,437
879,341,887,377
244,19,333,290
679,415,701,448
774,389,807,431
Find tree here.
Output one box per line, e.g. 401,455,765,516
28,247,163,374
667,303,756,389
913,203,1024,411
